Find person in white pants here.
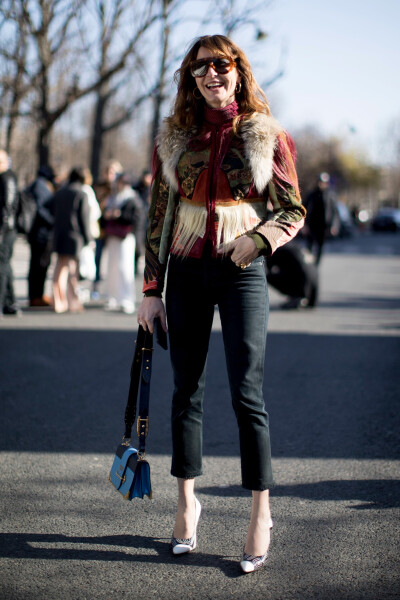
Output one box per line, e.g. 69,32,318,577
103,174,141,314
106,232,136,314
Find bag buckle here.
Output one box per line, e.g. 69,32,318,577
137,416,149,438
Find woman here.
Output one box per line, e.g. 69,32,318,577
52,167,92,313
137,35,305,573
103,173,141,314
92,159,123,295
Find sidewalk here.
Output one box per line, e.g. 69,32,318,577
1,233,400,599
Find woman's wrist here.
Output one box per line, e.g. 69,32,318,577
247,233,271,256
144,289,162,298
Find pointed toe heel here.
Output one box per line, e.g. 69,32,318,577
240,518,273,574
172,496,201,555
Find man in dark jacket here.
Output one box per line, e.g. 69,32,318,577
303,172,338,265
26,165,56,306
0,149,20,316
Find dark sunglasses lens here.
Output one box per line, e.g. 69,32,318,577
191,60,209,77
214,58,232,73
191,57,233,77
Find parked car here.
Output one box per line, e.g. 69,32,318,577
372,208,400,232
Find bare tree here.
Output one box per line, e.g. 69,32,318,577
0,0,160,170
0,2,31,153
84,0,159,182
0,0,93,165
206,0,271,38
147,0,201,166
205,0,285,88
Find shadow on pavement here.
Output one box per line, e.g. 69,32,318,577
197,479,400,509
0,531,243,578
1,329,399,460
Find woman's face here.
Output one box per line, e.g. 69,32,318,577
194,46,240,109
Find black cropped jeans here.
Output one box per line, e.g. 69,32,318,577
165,247,274,491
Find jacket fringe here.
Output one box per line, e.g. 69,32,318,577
172,201,267,257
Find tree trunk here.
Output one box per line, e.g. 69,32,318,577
6,117,16,155
37,68,51,167
148,0,170,165
37,127,50,166
90,87,108,183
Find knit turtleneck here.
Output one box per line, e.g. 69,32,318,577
204,100,238,125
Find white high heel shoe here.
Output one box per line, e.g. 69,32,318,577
240,518,274,573
171,496,202,555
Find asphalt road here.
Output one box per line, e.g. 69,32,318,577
1,232,400,600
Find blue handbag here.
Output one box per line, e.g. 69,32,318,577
109,325,154,500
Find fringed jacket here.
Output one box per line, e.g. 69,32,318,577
143,101,305,296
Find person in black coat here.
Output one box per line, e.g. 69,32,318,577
52,167,92,313
0,149,20,316
26,165,56,307
303,172,338,265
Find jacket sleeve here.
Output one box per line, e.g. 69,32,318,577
249,132,306,255
119,193,143,232
142,166,171,296
78,192,92,247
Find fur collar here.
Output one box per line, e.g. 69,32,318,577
156,112,283,194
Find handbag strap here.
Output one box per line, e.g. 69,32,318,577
123,325,153,455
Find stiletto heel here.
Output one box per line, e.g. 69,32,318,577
240,518,273,573
171,496,202,555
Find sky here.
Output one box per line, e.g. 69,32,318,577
256,0,400,163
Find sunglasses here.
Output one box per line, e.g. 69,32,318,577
190,56,237,78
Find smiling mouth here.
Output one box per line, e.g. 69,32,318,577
206,83,223,89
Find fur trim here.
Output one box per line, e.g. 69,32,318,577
240,113,283,194
156,121,194,191
156,113,282,193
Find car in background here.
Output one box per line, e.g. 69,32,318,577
371,208,400,232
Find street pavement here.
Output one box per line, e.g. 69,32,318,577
1,232,399,600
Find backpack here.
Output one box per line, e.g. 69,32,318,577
17,185,37,235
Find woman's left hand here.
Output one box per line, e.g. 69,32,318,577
217,235,259,268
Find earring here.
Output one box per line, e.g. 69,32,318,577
193,87,203,100
235,82,242,93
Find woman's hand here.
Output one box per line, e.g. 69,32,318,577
137,296,167,334
217,235,259,268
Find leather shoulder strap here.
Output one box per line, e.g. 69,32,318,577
123,326,153,447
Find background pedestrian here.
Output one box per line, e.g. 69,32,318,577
93,160,123,296
0,149,20,317
133,169,152,274
103,173,141,314
303,172,338,265
26,165,56,307
52,167,92,313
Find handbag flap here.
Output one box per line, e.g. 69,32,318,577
109,445,138,491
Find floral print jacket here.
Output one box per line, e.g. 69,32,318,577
143,101,305,296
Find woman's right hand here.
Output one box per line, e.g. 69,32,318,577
137,296,167,334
